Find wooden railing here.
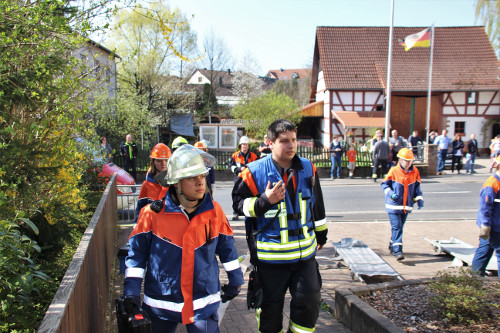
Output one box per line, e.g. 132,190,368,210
37,175,118,333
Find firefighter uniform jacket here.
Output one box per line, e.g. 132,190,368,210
476,173,500,231
124,190,244,325
232,154,327,266
135,172,169,218
229,150,258,178
381,164,424,214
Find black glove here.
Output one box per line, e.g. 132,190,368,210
221,284,241,303
315,230,327,246
123,295,141,314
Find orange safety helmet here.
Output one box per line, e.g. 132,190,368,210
150,143,171,159
194,141,207,149
397,148,415,161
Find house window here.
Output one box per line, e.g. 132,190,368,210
467,91,477,104
198,77,203,83
454,121,465,135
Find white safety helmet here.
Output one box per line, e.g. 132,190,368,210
156,145,217,186
239,136,250,145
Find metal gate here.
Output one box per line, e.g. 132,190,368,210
117,185,140,224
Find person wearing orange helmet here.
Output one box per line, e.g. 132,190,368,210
135,143,172,218
194,141,215,195
381,148,424,261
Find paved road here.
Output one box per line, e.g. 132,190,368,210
213,167,490,223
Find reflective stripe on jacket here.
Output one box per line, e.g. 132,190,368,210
476,173,500,231
124,191,244,324
381,164,423,214
242,155,324,264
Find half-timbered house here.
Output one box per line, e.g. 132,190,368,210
303,26,499,149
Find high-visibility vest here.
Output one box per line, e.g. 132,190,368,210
246,156,318,264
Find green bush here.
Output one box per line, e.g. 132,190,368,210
0,212,49,331
428,268,492,325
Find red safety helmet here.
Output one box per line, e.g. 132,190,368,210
397,148,415,161
150,143,171,159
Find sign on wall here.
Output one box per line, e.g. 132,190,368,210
219,126,237,149
199,126,218,148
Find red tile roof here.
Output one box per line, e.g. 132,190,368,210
332,111,387,129
315,26,499,92
266,68,311,80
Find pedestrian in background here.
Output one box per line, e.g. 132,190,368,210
465,133,478,174
372,133,390,182
381,148,424,261
346,144,357,179
428,131,437,144
120,134,138,182
408,130,422,158
489,135,500,172
388,129,406,164
100,136,113,162
258,134,272,158
123,145,244,332
229,136,258,220
451,134,464,174
434,129,451,175
329,135,343,179
471,155,500,276
232,119,327,333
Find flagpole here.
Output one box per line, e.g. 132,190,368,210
384,0,395,142
425,25,435,144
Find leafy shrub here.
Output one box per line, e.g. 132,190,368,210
0,212,49,331
428,268,491,324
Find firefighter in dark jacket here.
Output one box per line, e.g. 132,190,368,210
232,119,327,333
229,135,258,220
120,134,138,181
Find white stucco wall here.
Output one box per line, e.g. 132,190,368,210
186,71,210,84
73,43,118,98
442,91,500,148
442,116,491,149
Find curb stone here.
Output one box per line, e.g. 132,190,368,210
334,278,433,333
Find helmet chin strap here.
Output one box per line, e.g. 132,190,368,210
177,182,203,210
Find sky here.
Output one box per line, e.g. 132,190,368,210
166,0,481,75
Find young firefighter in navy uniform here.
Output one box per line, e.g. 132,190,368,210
232,119,327,333
123,145,244,333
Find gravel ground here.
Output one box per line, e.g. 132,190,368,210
361,280,500,332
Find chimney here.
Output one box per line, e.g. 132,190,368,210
280,68,284,72
227,68,231,74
